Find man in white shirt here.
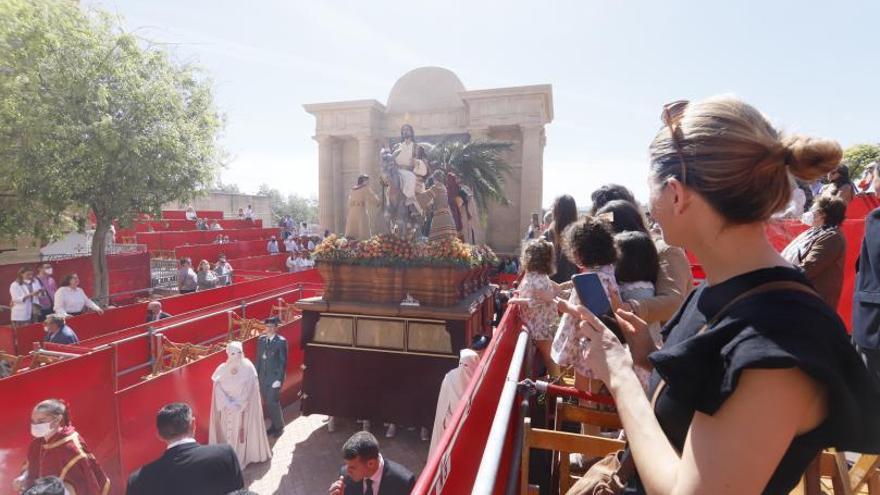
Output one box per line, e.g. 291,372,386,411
266,237,280,255
328,432,415,495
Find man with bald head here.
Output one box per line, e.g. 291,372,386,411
146,301,172,322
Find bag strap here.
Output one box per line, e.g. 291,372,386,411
615,278,819,484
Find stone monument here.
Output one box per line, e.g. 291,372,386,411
304,66,553,253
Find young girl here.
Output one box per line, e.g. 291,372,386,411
551,216,620,390
614,231,663,346
515,239,562,377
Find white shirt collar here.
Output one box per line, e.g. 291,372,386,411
166,437,197,450
366,454,384,492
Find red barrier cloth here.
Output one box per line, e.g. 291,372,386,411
413,311,523,495
846,194,880,220
115,320,303,481
1,270,318,354
161,210,224,220
0,252,150,326
227,253,289,272
0,348,121,494
135,228,280,252
175,240,285,263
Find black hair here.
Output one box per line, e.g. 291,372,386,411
60,273,78,287
342,431,380,461
563,216,617,268
614,231,660,284
156,403,192,440
471,334,490,351
23,477,65,495
590,184,636,214
596,200,648,234
550,195,578,246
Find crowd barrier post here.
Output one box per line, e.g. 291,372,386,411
240,301,247,319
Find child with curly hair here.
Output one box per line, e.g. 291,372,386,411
514,239,563,376
550,216,620,390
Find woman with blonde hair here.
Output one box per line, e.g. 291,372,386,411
562,96,880,494
196,259,219,291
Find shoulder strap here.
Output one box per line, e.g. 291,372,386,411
702,279,819,333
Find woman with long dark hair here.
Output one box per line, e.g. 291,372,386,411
542,194,579,283
820,164,856,203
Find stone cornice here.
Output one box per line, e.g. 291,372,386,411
303,99,386,115
460,84,554,122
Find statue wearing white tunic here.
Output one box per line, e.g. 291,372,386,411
392,124,430,214
209,341,271,468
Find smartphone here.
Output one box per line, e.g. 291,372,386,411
571,273,612,316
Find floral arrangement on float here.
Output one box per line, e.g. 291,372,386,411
313,234,499,306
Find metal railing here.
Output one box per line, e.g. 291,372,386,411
471,328,530,494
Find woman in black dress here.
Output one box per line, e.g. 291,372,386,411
564,97,880,494
543,194,579,283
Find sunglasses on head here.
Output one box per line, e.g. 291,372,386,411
661,100,690,186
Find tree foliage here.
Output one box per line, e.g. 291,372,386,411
844,143,880,179
428,139,513,215
0,0,223,301
257,184,318,225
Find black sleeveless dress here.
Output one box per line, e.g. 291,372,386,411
627,267,880,494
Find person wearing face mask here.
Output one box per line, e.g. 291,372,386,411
9,266,43,328
13,399,109,494
208,341,271,469
256,317,287,438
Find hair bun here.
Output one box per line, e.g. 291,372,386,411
782,135,842,181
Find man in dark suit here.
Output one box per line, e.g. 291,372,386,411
43,314,79,345
256,316,287,437
145,301,172,322
126,402,244,495
328,431,416,495
853,207,880,383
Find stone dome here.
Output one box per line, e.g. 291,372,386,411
386,67,466,114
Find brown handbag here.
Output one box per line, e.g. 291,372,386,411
564,280,818,495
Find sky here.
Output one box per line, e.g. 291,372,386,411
86,0,880,208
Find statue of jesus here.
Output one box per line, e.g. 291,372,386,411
391,124,430,213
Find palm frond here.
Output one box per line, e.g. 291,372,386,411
428,138,513,215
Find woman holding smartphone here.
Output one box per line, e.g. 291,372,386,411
564,96,880,494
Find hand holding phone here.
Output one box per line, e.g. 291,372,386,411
571,273,611,316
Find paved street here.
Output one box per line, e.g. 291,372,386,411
244,403,429,494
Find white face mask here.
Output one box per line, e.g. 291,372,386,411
30,421,55,439
44,268,53,275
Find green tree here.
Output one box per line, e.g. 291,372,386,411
428,139,513,216
844,143,880,180
0,0,223,303
257,184,318,225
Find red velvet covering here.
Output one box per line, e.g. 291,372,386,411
0,252,150,327
174,240,286,263
1,270,320,354
413,310,523,495
134,228,280,252
0,270,322,495
161,210,224,220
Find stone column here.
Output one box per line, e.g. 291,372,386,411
520,124,544,236
316,135,335,231
356,134,386,235
331,139,344,233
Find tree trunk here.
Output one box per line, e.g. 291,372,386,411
91,217,111,306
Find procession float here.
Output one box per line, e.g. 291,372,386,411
295,125,507,427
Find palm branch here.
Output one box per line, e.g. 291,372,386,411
428,139,513,215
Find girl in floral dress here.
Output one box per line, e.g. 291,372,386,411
515,239,564,376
